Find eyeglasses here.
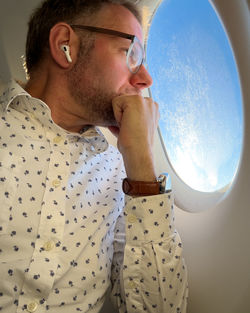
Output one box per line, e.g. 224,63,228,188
70,25,145,74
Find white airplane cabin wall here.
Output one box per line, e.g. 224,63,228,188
0,1,249,313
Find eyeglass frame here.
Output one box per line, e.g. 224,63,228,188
70,24,145,74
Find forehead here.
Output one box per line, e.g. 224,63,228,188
94,4,143,42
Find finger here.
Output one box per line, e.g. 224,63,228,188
112,96,126,125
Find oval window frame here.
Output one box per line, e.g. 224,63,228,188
143,0,245,212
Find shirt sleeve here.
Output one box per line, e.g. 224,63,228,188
110,192,188,313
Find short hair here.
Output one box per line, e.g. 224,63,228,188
25,0,142,74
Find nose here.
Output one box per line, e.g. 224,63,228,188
130,64,153,90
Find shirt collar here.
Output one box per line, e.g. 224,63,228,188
0,79,29,111
0,80,109,153
80,127,109,153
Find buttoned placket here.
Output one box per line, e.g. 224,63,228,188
17,131,70,312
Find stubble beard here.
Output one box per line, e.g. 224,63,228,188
67,41,118,127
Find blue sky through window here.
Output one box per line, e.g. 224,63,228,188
146,0,243,192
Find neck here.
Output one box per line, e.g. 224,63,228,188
25,69,90,133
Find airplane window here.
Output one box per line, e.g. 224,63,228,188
146,0,243,192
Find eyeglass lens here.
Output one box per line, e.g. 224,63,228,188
127,37,144,73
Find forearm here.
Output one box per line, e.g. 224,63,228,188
111,94,159,182
122,147,156,181
111,193,188,313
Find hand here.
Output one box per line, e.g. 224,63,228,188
108,94,159,181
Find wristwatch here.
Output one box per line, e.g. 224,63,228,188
122,173,170,196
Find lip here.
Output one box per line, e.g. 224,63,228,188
118,91,142,96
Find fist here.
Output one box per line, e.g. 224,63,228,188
109,94,160,181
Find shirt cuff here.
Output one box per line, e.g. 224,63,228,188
124,192,175,245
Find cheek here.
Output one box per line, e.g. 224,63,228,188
105,62,130,90
92,47,130,90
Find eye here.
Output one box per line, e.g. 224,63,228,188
129,48,135,58
121,48,129,56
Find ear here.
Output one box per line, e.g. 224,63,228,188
49,23,78,69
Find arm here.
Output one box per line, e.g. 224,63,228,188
109,95,188,312
108,94,158,182
111,193,188,313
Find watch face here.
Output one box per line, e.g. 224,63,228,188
158,173,172,193
158,174,166,193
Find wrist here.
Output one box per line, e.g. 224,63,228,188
122,174,170,196
122,150,156,181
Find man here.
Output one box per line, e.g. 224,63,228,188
0,0,188,312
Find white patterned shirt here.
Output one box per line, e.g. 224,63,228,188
0,80,188,313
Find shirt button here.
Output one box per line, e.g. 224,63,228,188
128,214,137,223
29,113,35,120
52,179,61,188
128,281,138,289
53,136,62,144
27,302,38,312
43,241,55,251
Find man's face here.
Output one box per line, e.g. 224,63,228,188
67,4,153,127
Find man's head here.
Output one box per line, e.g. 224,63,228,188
25,0,152,130
26,0,142,75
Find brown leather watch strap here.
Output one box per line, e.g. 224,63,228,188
122,178,160,196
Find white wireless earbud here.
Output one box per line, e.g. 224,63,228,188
60,45,72,63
